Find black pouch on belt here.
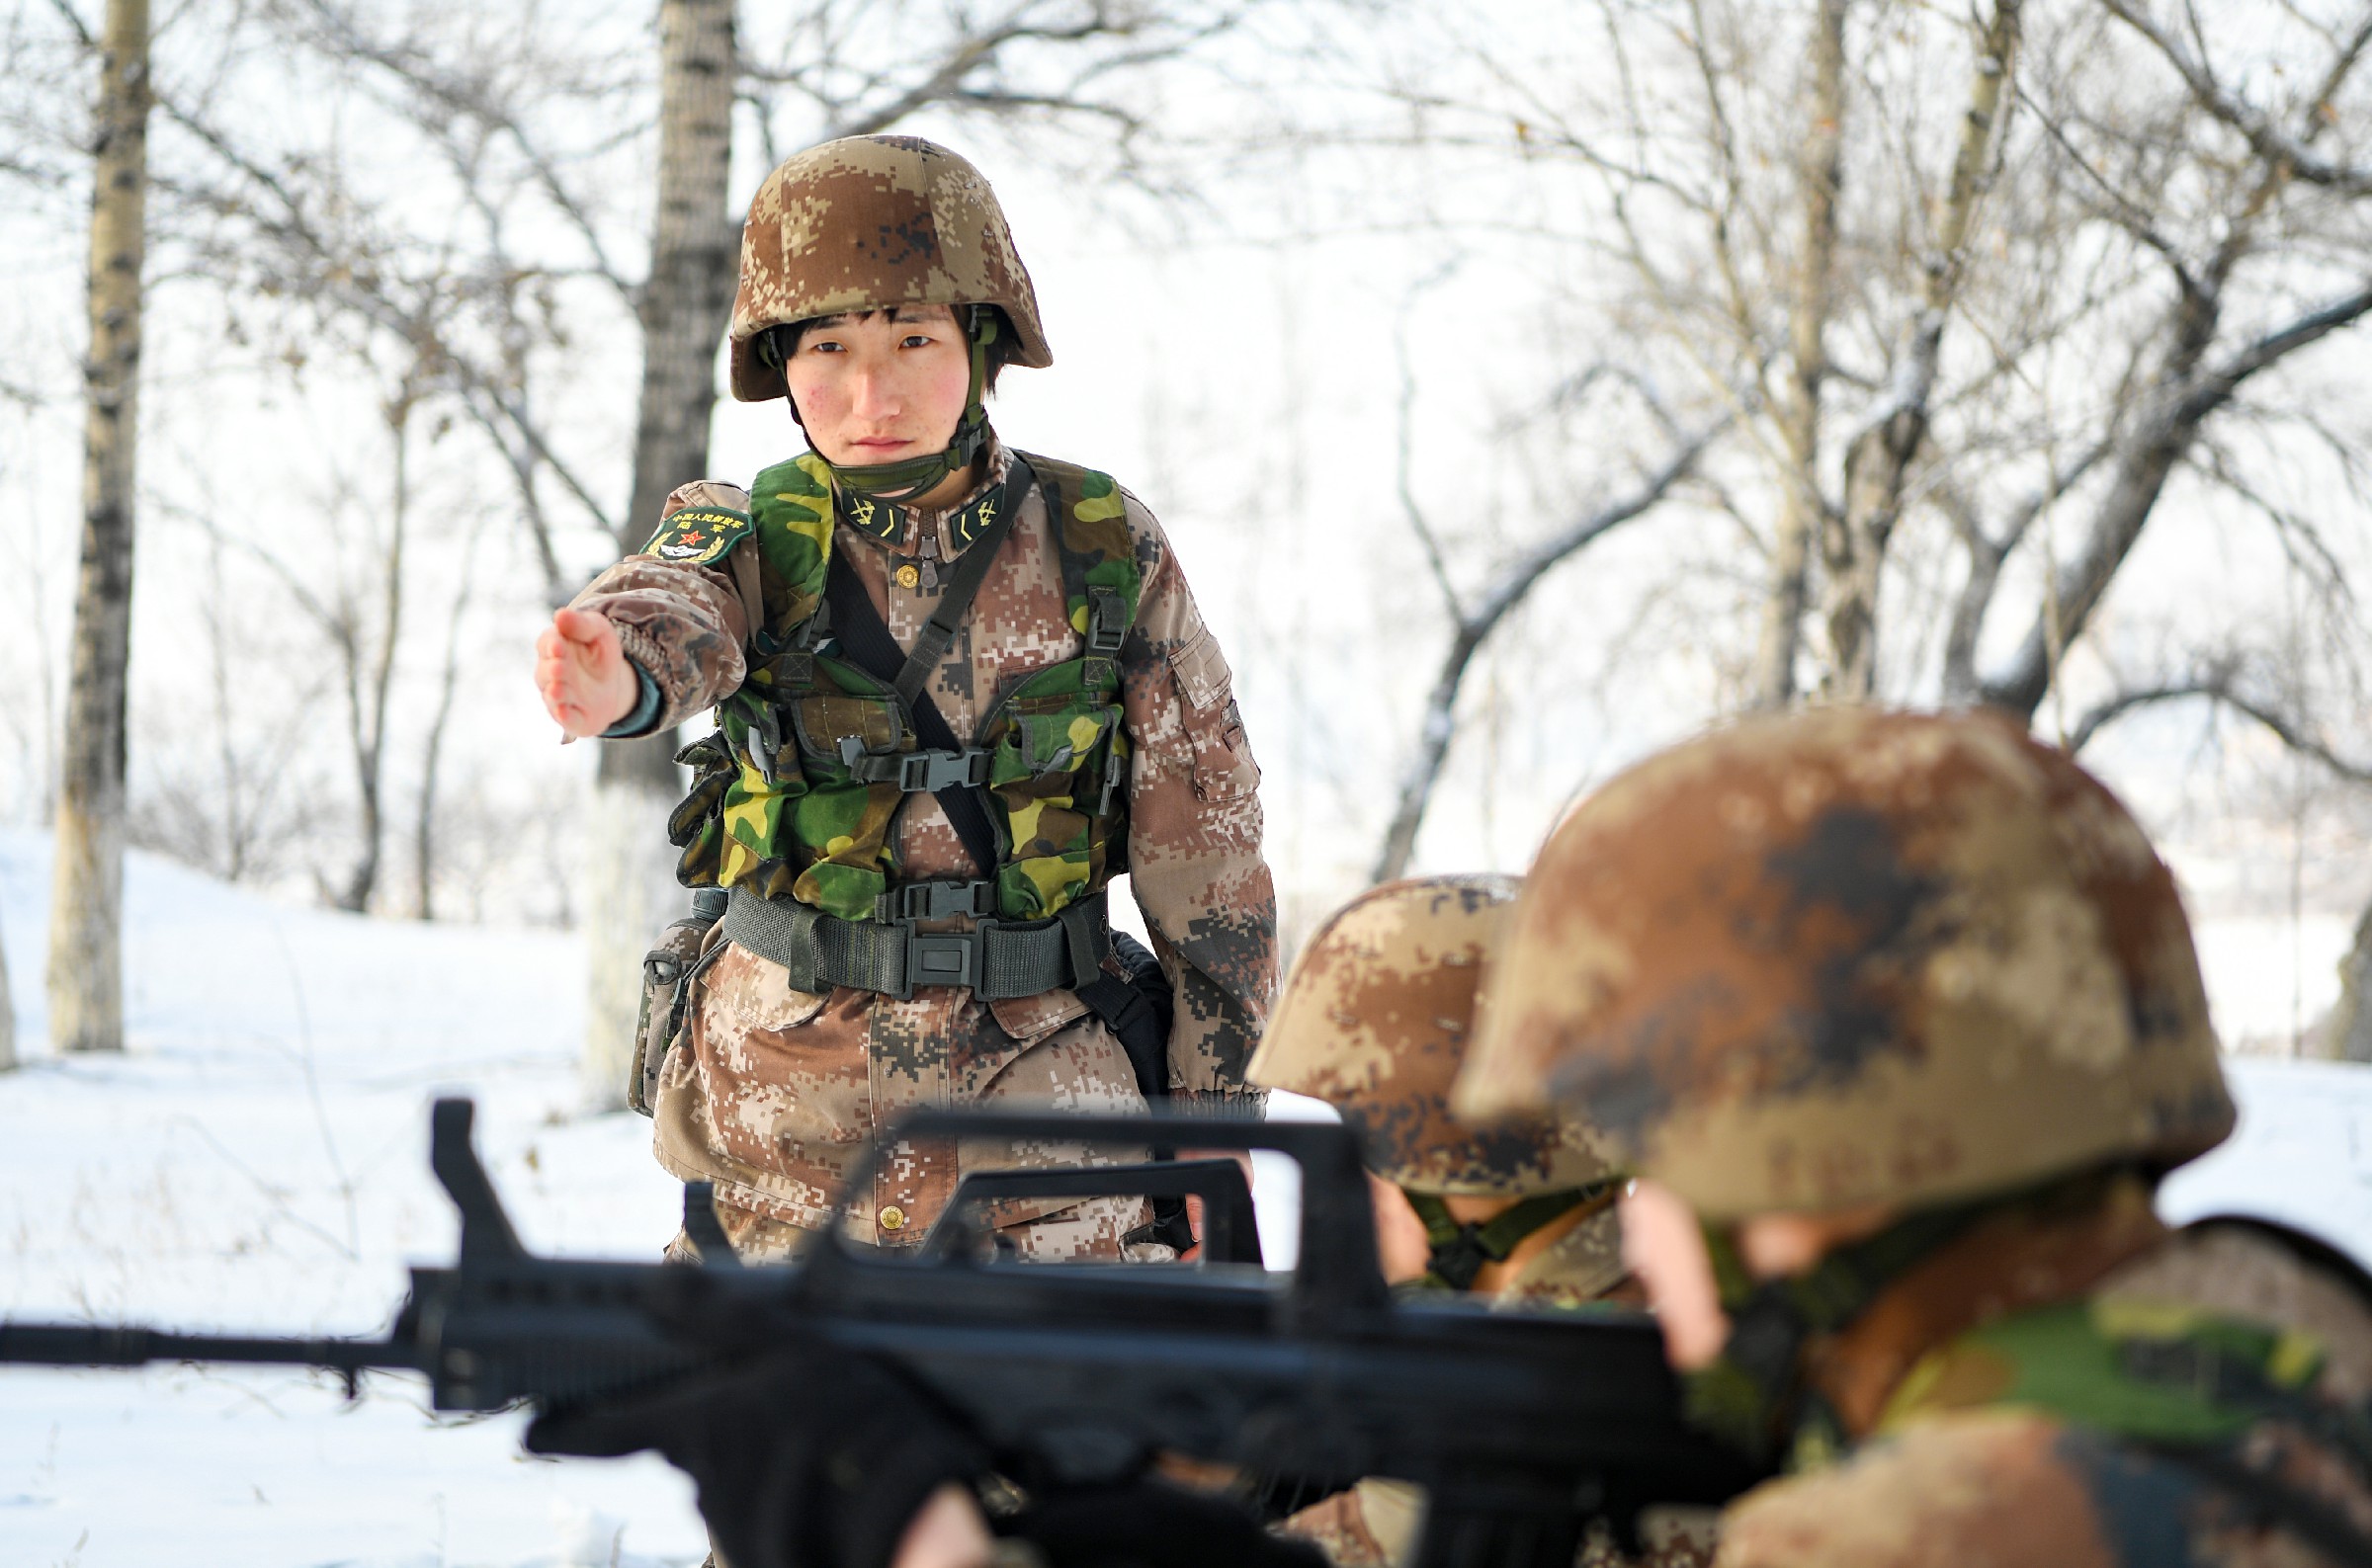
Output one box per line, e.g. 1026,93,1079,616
1075,929,1197,1254
630,889,729,1116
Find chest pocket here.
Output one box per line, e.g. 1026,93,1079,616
982,668,1128,919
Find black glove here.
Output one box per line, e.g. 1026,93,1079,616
526,1334,988,1568
1004,1478,1330,1568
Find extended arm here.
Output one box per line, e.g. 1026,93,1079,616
542,480,758,738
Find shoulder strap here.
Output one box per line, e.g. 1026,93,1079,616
1012,451,1141,690
1407,1186,1616,1292
822,563,1003,880
891,455,1034,706
819,460,1037,881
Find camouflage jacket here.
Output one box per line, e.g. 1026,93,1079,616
575,433,1276,1237
1717,1187,2372,1567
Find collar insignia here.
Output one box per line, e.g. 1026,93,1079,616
835,480,1010,552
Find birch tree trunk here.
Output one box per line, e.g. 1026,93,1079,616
583,0,737,1109
2318,897,2372,1063
1748,0,1847,710
47,0,149,1055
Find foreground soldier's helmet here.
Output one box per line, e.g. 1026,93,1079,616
1455,707,2234,1221
727,135,1053,496
1250,874,1613,1196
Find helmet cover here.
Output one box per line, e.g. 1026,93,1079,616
1455,707,2233,1220
1251,874,1616,1196
728,134,1052,404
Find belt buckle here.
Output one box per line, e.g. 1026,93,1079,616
904,929,980,993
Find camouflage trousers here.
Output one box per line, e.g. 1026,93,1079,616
652,935,1162,1260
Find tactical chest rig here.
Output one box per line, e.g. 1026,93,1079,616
666,450,1144,1010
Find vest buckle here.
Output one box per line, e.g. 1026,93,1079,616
895,748,993,792
881,880,999,922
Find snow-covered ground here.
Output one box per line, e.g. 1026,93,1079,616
2160,1056,2372,1269
2,828,2367,1566
1,830,709,1567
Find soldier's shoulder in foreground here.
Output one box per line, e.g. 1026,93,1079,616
1722,1220,2372,1568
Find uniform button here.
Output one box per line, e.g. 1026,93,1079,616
894,562,921,590
879,1204,906,1232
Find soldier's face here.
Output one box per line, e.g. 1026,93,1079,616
785,304,974,468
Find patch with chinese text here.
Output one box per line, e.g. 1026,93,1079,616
644,506,752,566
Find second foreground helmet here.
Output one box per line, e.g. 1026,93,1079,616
1249,874,1614,1196
1455,707,2233,1221
727,134,1053,404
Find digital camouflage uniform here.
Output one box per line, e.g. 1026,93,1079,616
1248,875,1707,1568
1458,707,2372,1568
584,136,1274,1263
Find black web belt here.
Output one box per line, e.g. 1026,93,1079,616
723,883,1111,1002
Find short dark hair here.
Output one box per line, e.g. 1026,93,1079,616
758,304,1017,393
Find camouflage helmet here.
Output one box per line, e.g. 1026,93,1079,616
1455,707,2233,1222
1249,874,1616,1197
727,134,1053,405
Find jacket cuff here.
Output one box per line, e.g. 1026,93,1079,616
601,662,664,739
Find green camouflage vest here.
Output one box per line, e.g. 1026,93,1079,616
664,451,1143,926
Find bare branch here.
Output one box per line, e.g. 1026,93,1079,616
2072,674,2372,785
153,89,618,551
2100,0,2372,196
1372,412,1734,881
1983,276,2372,716
286,0,636,301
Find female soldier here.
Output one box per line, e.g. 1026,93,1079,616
534,135,1274,1261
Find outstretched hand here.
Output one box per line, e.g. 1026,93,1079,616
535,607,640,738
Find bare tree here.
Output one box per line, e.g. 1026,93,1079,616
47,0,149,1054
412,517,488,922
1372,401,1730,882
127,509,324,885
1319,0,2372,879
2329,904,2372,1064
1388,1,2368,704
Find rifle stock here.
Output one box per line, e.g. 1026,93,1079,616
1,1099,1761,1567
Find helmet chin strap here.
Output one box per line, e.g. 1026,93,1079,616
803,305,998,507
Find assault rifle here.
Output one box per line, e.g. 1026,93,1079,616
0,1100,1760,1568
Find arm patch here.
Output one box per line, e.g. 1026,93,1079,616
642,506,752,566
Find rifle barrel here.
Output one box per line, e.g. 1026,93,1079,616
0,1322,416,1374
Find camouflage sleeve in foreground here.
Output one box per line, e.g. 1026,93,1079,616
1714,1406,2370,1568
1117,493,1277,1105
567,480,756,735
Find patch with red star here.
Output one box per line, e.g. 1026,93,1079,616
642,505,751,566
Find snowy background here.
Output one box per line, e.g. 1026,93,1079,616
4,826,2367,1568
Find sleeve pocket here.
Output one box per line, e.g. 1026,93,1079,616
1169,627,1261,802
